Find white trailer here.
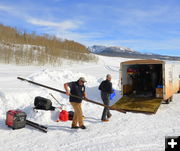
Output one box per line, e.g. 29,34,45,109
112,59,180,113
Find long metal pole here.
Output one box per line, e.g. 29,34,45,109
17,77,126,113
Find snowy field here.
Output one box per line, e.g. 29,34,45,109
0,56,180,151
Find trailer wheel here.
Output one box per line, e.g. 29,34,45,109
165,98,172,104
166,100,170,104
169,97,173,102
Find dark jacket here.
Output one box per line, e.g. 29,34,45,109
98,80,113,94
68,81,85,103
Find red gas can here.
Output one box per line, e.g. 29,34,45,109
59,110,69,121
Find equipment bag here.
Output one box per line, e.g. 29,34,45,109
6,110,27,130
67,111,85,120
34,96,55,111
68,111,74,120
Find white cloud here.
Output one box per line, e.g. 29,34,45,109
38,25,105,44
27,18,82,30
26,16,108,44
26,17,89,43
0,5,10,11
0,4,30,20
0,4,16,14
0,4,91,43
0,4,83,32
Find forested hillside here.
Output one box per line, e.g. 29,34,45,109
0,24,98,65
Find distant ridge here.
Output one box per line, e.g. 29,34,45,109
88,45,180,61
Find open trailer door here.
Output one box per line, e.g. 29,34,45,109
114,59,164,114
111,96,162,114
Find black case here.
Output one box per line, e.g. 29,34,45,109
68,111,74,120
34,96,55,110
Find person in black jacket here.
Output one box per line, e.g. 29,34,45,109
98,74,113,122
64,77,87,129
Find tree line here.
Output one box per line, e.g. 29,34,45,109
0,24,98,65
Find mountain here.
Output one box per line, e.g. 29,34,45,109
89,45,136,53
88,45,180,61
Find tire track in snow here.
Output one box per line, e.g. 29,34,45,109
101,57,119,73
104,65,119,72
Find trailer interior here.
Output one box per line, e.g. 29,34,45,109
111,63,164,114
122,64,163,98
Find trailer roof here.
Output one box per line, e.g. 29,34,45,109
121,59,164,65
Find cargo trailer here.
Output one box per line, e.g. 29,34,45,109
111,59,180,113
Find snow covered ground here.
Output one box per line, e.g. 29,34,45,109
0,55,180,151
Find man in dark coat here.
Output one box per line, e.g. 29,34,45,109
64,77,87,129
98,74,113,122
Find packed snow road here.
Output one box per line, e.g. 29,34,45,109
0,56,180,151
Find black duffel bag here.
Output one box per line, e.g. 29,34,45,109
67,111,86,120
34,96,55,111
68,111,74,120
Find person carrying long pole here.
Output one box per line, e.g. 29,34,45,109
64,77,87,129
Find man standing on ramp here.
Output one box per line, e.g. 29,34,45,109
99,74,113,122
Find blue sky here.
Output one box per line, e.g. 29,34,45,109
0,0,180,56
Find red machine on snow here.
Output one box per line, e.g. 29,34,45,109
6,110,47,133
6,110,27,130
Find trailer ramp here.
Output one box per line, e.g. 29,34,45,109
111,96,162,114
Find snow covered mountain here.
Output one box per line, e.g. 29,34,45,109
89,45,136,53
88,45,180,61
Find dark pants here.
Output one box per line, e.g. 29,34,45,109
101,91,111,120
